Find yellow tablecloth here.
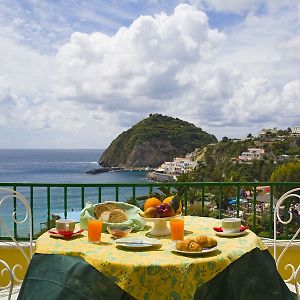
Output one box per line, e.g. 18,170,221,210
35,216,267,300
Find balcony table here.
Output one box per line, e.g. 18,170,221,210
18,216,295,300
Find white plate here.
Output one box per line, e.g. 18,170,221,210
172,245,218,256
115,237,162,249
215,231,247,237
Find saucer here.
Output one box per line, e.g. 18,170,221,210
49,228,84,239
215,231,247,237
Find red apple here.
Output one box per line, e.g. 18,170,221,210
156,203,172,218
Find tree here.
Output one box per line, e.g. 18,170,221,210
221,136,229,142
270,161,300,198
247,133,253,139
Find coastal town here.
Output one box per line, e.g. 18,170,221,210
148,125,300,182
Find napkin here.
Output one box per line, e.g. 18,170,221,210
213,225,248,232
80,202,146,232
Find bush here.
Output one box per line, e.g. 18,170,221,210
245,213,270,234
186,202,210,217
208,210,220,219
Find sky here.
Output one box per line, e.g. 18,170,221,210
0,0,299,149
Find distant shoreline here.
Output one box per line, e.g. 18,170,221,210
86,166,152,175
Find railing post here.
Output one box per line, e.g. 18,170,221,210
236,185,240,218
149,185,153,195
98,187,102,203
184,190,188,216
218,185,222,219
47,187,51,229
81,187,85,209
201,186,205,217
253,187,257,232
115,186,119,202
13,186,17,239
269,185,274,238
64,186,68,219
30,186,34,236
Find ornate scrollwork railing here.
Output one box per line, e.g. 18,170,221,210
274,187,300,298
0,188,33,300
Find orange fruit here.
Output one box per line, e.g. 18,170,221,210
144,197,162,211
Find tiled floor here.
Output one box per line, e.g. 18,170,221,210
0,285,20,300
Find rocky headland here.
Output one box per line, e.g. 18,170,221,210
99,114,217,168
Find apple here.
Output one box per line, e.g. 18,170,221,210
156,203,172,218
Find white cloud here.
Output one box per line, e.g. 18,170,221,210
55,4,225,113
53,1,300,138
1,1,300,147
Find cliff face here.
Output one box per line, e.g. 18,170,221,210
100,114,217,168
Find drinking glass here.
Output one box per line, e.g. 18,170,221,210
170,217,184,241
88,219,102,243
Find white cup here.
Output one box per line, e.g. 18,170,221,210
56,219,76,233
222,218,241,233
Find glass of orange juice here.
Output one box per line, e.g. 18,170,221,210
88,219,102,243
170,216,184,241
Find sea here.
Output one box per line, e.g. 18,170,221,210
0,149,150,237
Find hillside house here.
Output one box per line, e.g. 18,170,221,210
291,126,300,136
239,148,265,162
160,157,197,175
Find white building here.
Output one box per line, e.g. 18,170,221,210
278,154,289,161
291,126,300,136
239,148,265,162
160,157,197,175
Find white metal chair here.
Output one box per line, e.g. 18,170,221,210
0,188,33,300
274,187,300,299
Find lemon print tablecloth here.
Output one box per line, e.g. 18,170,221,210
35,216,267,300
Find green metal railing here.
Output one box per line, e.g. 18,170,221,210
0,181,299,240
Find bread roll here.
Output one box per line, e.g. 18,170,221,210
95,204,110,218
189,241,202,251
99,211,111,222
176,239,202,252
194,236,217,248
95,203,127,223
106,203,121,211
108,210,128,223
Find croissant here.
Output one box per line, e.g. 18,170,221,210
194,236,217,248
176,239,202,252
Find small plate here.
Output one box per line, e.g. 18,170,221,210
172,245,218,256
115,237,162,249
215,231,247,237
49,228,84,238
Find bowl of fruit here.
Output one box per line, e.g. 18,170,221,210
139,196,182,236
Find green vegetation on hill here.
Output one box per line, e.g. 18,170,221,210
100,114,217,168
178,136,300,183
